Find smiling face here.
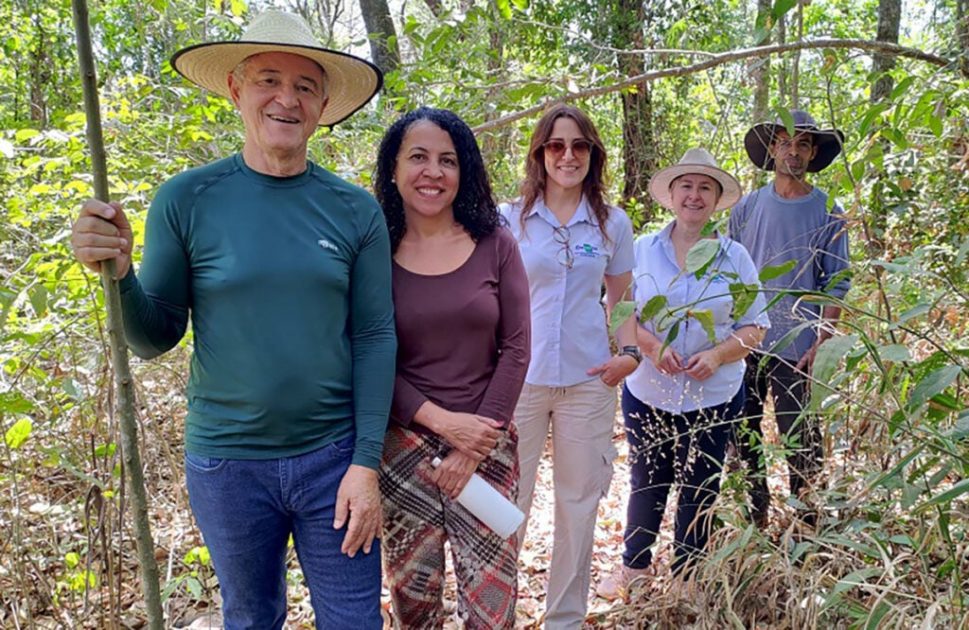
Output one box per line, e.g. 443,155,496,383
769,129,817,179
543,116,591,194
670,173,722,228
227,51,328,173
393,120,460,222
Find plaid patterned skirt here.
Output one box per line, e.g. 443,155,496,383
379,423,519,629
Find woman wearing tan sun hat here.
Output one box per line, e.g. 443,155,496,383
598,148,770,598
70,10,395,629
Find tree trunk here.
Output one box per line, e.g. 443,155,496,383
358,0,400,74
750,0,773,187
611,0,657,220
751,0,772,123
71,1,164,627
29,12,49,127
871,0,902,102
777,14,788,103
867,0,902,254
956,0,968,77
791,2,805,109
479,6,507,162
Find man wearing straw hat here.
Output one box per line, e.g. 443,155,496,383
729,110,851,529
70,11,394,628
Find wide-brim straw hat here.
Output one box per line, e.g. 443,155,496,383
171,10,382,127
744,110,845,172
648,148,742,211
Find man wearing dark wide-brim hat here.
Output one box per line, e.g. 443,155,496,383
70,11,394,628
729,109,851,529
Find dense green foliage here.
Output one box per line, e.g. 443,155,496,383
1,0,966,626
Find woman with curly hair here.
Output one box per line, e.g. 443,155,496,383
374,107,531,628
500,104,638,627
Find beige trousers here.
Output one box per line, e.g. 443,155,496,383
515,378,618,629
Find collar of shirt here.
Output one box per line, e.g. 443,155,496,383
649,220,736,269
526,194,594,228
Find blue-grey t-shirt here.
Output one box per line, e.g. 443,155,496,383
728,183,850,361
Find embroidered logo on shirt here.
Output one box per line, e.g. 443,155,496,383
317,238,339,253
574,243,601,258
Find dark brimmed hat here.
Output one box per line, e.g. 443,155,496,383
171,11,382,127
744,110,845,172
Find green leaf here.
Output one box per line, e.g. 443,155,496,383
774,105,795,135
511,0,529,8
5,418,32,449
771,0,797,20
639,295,668,323
609,301,635,336
729,282,759,320
859,102,890,137
915,478,969,512
690,309,716,344
0,391,34,414
29,285,48,317
908,365,961,410
661,320,680,356
685,239,720,276
65,552,80,569
865,600,892,629
810,334,859,410
944,412,969,440
15,128,39,143
94,442,117,458
890,76,915,100
495,0,513,19
894,303,930,325
812,334,859,384
758,259,797,282
876,344,910,362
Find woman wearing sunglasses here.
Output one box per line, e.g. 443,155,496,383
499,104,638,627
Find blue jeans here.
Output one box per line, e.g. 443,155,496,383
184,435,382,630
621,387,744,573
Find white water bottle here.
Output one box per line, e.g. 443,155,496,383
431,457,524,538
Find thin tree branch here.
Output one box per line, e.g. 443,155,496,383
473,38,953,134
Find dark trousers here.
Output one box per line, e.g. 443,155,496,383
737,356,822,522
620,386,743,573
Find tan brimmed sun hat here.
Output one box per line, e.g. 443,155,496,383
648,148,742,211
170,10,382,127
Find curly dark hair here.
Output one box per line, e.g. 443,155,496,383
374,107,501,253
518,104,611,242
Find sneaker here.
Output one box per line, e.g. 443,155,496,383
595,565,653,601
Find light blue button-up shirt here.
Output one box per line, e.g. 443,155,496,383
625,221,771,413
500,196,635,387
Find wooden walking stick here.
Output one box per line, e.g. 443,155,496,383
71,1,164,627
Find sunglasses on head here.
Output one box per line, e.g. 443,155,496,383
542,138,593,158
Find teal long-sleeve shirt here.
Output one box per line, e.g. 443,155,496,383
118,154,396,468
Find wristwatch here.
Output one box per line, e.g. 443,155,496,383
619,345,642,364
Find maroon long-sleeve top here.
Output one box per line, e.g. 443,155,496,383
390,227,531,433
